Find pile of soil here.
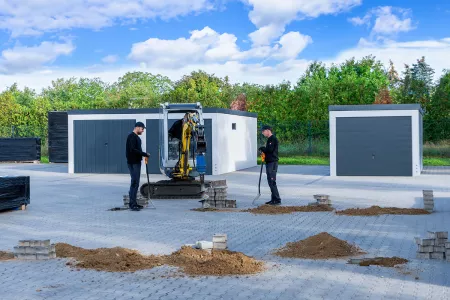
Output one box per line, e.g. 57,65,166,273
56,243,264,276
274,232,364,259
243,205,333,215
0,251,14,261
165,246,264,276
56,243,164,272
358,257,409,267
336,206,430,216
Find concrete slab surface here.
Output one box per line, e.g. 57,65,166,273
1,163,450,300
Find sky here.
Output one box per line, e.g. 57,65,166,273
0,0,449,92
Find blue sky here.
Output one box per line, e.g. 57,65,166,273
0,0,449,91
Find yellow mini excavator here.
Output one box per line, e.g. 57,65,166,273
140,102,208,199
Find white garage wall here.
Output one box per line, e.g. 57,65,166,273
213,113,257,175
68,112,257,176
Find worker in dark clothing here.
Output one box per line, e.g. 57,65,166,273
259,125,281,205
126,122,149,211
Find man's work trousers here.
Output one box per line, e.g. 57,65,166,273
128,163,141,208
266,161,281,202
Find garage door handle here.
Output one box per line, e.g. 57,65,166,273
104,143,108,146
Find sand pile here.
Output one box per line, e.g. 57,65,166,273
56,243,263,276
243,205,333,215
336,206,430,216
274,232,364,259
166,246,264,276
358,257,409,267
56,243,164,272
0,251,14,261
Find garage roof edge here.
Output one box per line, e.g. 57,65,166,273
329,104,424,114
67,108,257,118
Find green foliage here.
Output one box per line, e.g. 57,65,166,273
1,55,449,147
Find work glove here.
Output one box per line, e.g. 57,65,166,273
258,147,265,152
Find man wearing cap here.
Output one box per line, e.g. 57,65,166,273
259,125,281,205
126,122,150,211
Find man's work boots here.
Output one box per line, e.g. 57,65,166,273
265,200,281,205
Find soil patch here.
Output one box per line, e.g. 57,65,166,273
358,257,409,267
274,232,365,259
56,243,263,276
243,205,333,215
56,243,164,272
165,246,264,276
0,251,14,261
336,206,430,216
190,208,236,212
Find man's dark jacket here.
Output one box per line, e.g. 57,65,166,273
126,132,148,164
259,134,279,163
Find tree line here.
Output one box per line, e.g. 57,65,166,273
0,55,449,142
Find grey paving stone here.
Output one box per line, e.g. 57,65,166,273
1,164,450,299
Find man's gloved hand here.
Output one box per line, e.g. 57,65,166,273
258,147,264,152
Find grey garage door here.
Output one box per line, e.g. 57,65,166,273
146,119,213,175
336,116,412,176
74,119,136,173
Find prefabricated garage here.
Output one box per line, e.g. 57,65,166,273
67,108,257,175
329,104,423,177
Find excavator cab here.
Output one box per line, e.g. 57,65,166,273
140,102,207,199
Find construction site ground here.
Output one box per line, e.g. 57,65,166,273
1,163,450,300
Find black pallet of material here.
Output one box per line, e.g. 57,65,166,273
0,138,41,162
0,176,30,211
48,111,68,163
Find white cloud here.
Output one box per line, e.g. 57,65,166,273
272,32,313,59
102,55,119,64
0,40,74,74
0,0,216,37
349,6,415,36
243,0,362,44
372,7,414,35
327,37,450,79
1,37,449,93
248,24,286,46
128,26,311,67
348,15,370,26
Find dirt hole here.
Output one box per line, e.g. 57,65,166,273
336,206,430,216
0,251,14,261
55,243,264,276
273,232,365,259
242,205,333,215
358,257,409,267
190,208,236,212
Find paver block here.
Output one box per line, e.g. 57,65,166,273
416,252,431,259
436,238,448,246
213,234,227,243
431,252,445,259
419,239,435,246
417,245,434,252
213,242,227,250
445,242,450,249
15,253,37,260
434,246,445,252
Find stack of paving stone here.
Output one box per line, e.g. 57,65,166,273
200,180,236,208
123,192,148,208
213,234,227,250
415,231,448,259
13,239,56,260
423,190,434,212
206,180,228,200
309,194,332,206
